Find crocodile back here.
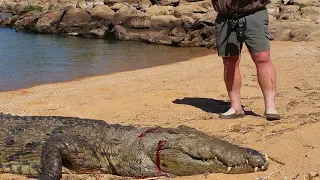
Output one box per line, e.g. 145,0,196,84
0,114,108,177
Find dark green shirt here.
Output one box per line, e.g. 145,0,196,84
211,0,270,14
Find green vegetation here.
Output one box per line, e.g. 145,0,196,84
24,5,43,12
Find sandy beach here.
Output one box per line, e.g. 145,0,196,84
0,40,319,180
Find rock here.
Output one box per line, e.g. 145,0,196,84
181,15,195,30
277,5,301,20
104,0,141,7
76,0,94,10
60,8,92,27
267,3,280,19
55,0,78,8
174,1,212,17
93,0,105,6
151,15,181,28
270,21,320,41
301,6,320,21
11,3,27,15
110,2,126,11
41,3,61,12
291,0,320,7
0,15,19,27
123,15,151,29
169,26,186,36
152,0,179,6
90,4,115,22
137,0,152,12
59,8,99,36
0,2,18,13
1,3,42,15
89,26,109,38
41,3,50,12
0,18,9,27
113,25,172,45
181,26,216,47
104,0,120,6
14,11,40,31
185,0,206,2
146,5,175,16
35,10,64,33
180,27,216,49
192,11,216,26
112,3,140,25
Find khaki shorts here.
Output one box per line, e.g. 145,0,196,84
214,9,271,57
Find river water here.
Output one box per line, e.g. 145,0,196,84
0,13,213,92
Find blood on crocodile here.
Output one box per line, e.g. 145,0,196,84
138,128,167,175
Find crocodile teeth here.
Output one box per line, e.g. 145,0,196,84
227,167,232,172
215,157,218,160
254,167,258,172
264,154,268,161
246,159,249,164
261,166,265,170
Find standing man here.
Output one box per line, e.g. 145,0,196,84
212,0,280,120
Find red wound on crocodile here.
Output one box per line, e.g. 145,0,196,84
138,128,159,139
137,128,167,174
156,140,166,172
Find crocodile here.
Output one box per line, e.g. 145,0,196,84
0,113,269,179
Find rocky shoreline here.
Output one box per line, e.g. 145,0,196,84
1,0,320,47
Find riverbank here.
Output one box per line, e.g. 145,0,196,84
0,39,320,179
1,0,320,47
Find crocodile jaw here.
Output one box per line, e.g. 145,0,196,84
158,149,269,175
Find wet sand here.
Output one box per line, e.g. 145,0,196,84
0,40,320,180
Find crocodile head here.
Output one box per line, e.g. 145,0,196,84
140,125,268,175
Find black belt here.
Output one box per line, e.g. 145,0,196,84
220,7,266,20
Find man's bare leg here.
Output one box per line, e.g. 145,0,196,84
219,55,245,118
250,51,280,120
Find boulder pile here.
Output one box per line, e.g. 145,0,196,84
0,0,320,47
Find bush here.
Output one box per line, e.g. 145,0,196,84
24,5,43,12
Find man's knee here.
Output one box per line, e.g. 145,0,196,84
251,51,271,64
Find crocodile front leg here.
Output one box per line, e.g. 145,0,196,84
39,137,102,180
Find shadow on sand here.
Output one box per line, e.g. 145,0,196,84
173,97,260,117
